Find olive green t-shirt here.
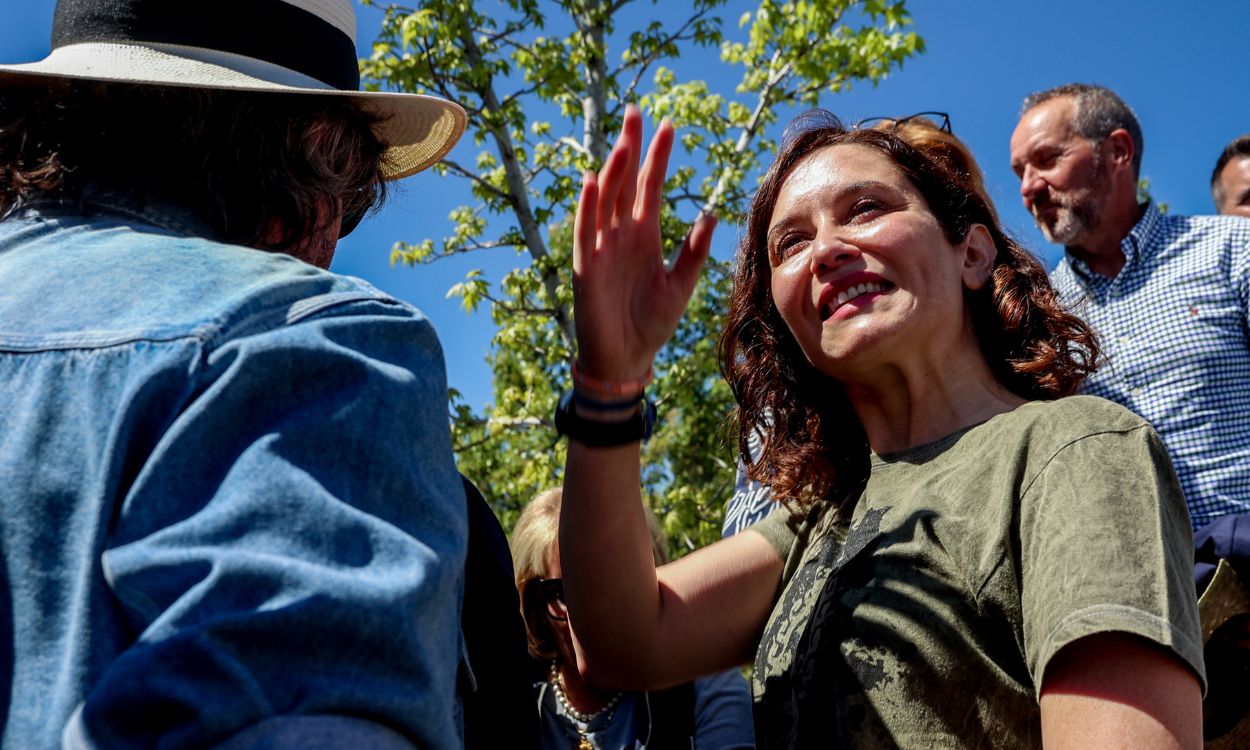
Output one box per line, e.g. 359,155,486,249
749,396,1204,749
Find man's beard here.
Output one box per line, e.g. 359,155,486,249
1033,155,1109,246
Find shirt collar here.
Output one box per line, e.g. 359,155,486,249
1065,201,1158,282
1120,201,1162,266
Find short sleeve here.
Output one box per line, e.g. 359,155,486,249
72,299,468,749
747,506,798,561
1019,424,1205,697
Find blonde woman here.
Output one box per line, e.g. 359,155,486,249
512,488,754,750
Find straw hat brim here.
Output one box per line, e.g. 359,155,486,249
0,42,466,181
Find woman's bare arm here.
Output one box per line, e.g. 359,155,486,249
559,105,782,689
1039,632,1201,749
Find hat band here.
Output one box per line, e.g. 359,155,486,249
50,0,360,91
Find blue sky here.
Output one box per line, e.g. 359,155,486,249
5,1,1249,411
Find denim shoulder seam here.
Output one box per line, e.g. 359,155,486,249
196,290,411,352
0,327,217,354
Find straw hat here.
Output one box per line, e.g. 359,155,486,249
0,0,466,180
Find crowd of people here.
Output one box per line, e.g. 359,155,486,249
2,1,1249,748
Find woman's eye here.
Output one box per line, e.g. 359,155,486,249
775,235,808,261
849,198,885,220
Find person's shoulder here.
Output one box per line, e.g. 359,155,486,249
191,250,436,358
1007,395,1147,432
1158,210,1250,245
974,396,1152,457
1,209,430,354
1047,257,1083,297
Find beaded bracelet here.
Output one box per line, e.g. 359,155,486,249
570,360,653,400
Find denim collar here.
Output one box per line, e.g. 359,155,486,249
16,186,221,241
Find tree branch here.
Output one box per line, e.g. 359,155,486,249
701,49,792,216
441,159,510,199
457,23,578,350
615,7,715,102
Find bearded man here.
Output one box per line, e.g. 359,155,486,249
1010,83,1250,540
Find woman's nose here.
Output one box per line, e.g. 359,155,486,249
809,229,860,273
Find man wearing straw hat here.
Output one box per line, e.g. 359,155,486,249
0,1,472,748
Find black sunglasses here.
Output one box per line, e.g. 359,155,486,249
854,111,952,134
780,109,953,153
338,188,370,238
524,577,567,621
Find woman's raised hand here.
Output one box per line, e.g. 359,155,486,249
572,104,716,381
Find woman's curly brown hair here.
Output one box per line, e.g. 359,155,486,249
0,78,387,254
720,114,1100,511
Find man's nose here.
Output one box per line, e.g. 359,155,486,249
1018,165,1045,206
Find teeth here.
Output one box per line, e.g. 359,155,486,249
834,282,886,307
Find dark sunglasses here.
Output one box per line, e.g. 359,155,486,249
524,577,567,621
337,192,369,238
779,109,953,153
854,111,952,134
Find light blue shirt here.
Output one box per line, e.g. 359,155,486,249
0,195,467,749
1051,203,1250,528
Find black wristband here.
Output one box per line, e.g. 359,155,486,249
554,390,656,447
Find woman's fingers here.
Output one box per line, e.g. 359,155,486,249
595,137,630,237
670,212,717,296
614,105,643,223
574,104,710,311
635,118,674,226
572,170,599,276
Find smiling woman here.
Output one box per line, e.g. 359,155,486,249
726,122,1099,508
556,105,1207,749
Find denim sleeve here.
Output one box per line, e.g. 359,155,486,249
693,669,756,749
66,299,468,750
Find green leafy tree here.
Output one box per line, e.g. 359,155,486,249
361,0,923,549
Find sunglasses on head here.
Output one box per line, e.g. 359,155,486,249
854,111,952,134
780,109,953,153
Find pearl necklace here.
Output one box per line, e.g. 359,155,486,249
549,662,622,750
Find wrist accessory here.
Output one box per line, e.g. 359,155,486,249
570,361,653,400
571,391,641,413
555,390,657,447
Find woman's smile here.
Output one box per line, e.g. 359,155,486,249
818,272,896,321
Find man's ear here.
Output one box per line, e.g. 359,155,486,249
961,224,996,291
1104,128,1136,173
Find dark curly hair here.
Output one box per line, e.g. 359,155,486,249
0,78,388,260
720,115,1100,510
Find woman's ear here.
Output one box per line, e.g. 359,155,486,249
961,224,996,291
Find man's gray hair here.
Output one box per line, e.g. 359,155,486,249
1021,83,1144,178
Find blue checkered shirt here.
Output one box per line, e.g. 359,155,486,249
1051,202,1250,528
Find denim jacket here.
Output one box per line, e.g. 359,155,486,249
0,196,467,749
